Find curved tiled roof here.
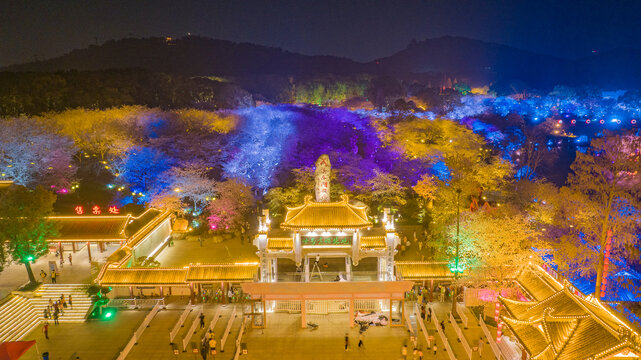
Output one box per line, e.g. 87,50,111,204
280,195,372,230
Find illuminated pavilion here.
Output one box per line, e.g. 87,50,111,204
499,264,641,360
254,194,398,282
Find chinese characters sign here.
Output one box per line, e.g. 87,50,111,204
74,205,119,215
314,154,331,202
301,236,351,246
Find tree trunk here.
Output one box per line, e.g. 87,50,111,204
594,190,615,299
24,261,37,286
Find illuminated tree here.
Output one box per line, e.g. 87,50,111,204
412,174,437,209
0,185,58,283
0,118,76,189
449,207,543,292
355,169,406,211
119,146,173,196
207,179,255,231
564,132,641,298
222,106,296,189
162,162,216,215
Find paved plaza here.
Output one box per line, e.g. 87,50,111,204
0,243,119,299
13,300,500,360
155,237,258,267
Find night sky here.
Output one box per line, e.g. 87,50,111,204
2,0,640,67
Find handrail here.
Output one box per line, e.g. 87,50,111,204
115,301,162,360
220,306,238,352
202,307,223,343
450,311,472,359
170,302,193,344
429,305,456,360
182,307,203,351
456,302,469,329
233,316,249,360
479,314,503,360
404,305,415,340
414,303,431,348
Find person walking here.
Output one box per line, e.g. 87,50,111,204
401,344,408,360
68,253,72,266
358,333,364,349
53,311,59,325
417,348,423,360
208,337,216,355
344,333,349,351
433,344,438,356
421,306,426,320
51,271,57,284
59,257,64,269
478,338,484,357
440,320,445,332
199,313,205,329
43,322,49,340
427,307,432,323
40,270,47,283
69,295,73,309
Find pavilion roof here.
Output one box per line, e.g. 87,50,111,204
185,263,258,282
240,280,413,300
49,216,129,241
280,195,372,230
395,261,464,280
100,268,188,285
500,268,641,360
98,263,259,285
360,236,386,250
516,263,563,301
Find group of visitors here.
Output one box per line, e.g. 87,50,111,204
43,294,72,326
199,328,216,359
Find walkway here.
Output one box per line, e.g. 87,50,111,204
0,243,119,299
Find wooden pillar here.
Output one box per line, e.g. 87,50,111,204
301,299,307,328
189,283,195,304
99,242,105,252
160,286,164,298
72,242,77,252
429,280,434,302
262,298,267,328
349,298,354,328
222,282,228,304
129,286,134,298
304,257,310,282
198,283,202,303
58,242,62,253
389,297,393,327
86,242,92,262
401,299,405,326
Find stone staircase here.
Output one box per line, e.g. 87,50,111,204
0,284,92,342
0,295,39,342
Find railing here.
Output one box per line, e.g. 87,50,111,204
354,299,379,311
450,311,472,359
272,300,301,313
306,300,349,314
456,302,469,329
170,303,193,344
203,307,223,343
404,306,415,343
115,302,162,360
414,303,431,348
220,306,238,352
108,298,165,309
182,307,203,352
479,314,503,360
429,305,456,360
497,336,522,360
233,316,249,360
